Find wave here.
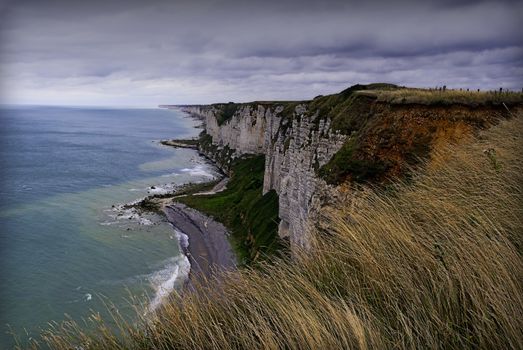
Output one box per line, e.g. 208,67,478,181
148,255,190,311
171,225,189,250
180,164,215,178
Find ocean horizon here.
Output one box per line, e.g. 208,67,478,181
0,105,216,347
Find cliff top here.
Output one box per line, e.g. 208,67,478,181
178,84,522,185
177,83,523,108
178,83,523,127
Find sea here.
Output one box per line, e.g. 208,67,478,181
0,105,217,348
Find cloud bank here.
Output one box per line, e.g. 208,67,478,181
1,0,522,106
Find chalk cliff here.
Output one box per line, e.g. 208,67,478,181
180,84,517,251
182,102,346,250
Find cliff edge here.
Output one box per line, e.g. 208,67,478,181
181,84,522,252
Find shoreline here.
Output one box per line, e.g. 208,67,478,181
94,110,230,311
163,202,236,288
156,110,236,291
117,107,233,305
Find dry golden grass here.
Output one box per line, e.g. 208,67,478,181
29,115,523,349
358,87,523,106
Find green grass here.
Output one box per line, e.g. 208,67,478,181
367,88,523,106
171,179,221,197
214,102,238,126
198,131,236,171
318,138,389,184
123,179,222,215
309,84,522,185
177,155,285,265
304,83,394,134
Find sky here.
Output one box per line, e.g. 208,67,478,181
0,0,522,107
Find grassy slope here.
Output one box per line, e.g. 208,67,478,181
313,85,522,185
177,155,284,265
369,87,523,105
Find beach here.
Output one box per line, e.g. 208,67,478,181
163,202,236,286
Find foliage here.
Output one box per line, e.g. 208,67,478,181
368,88,523,106
318,138,388,184
177,155,284,265
170,179,221,197
198,131,235,172
215,102,238,126
305,83,397,134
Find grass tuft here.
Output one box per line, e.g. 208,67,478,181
365,87,523,106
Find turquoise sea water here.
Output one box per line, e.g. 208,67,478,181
0,106,216,347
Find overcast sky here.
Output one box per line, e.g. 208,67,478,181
0,0,522,107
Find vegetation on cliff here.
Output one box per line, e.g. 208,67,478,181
177,155,284,265
369,87,523,106
201,86,523,189
206,84,522,187
214,102,238,126
318,137,388,184
198,131,236,172
33,110,523,350
313,85,522,185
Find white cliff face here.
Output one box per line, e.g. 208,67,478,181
206,105,273,155
183,105,281,156
183,104,346,250
181,106,216,123
263,110,346,250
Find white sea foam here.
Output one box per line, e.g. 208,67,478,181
172,226,189,250
100,221,118,226
148,255,190,311
161,172,180,178
117,212,138,220
180,165,215,178
139,217,153,226
148,186,168,194
103,201,157,227
145,183,177,194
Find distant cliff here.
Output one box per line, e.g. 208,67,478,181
181,84,521,251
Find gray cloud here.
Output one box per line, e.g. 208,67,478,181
1,0,522,106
